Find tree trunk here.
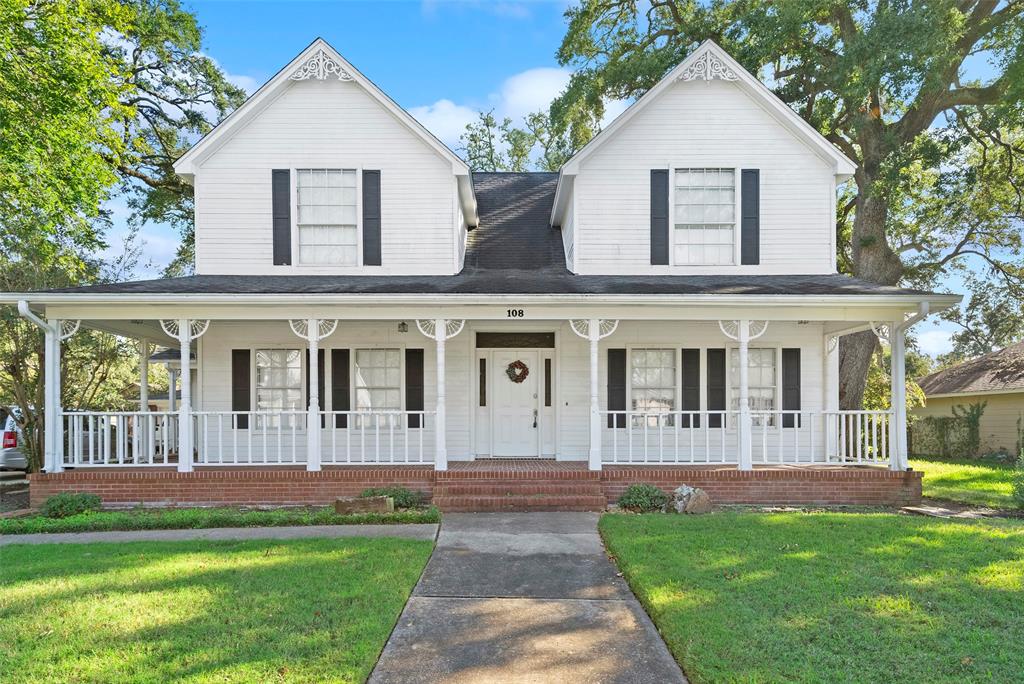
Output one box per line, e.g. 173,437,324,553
842,163,904,409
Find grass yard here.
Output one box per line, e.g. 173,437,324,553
601,512,1024,684
0,505,440,535
0,538,433,683
910,456,1018,508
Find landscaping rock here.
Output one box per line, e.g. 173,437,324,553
671,485,712,514
335,496,394,514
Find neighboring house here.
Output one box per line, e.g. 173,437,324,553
3,39,960,509
915,341,1024,455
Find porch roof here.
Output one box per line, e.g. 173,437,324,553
30,272,942,298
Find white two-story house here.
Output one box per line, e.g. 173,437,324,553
6,39,959,510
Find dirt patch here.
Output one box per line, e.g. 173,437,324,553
0,483,30,513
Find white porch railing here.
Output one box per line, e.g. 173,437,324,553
62,411,179,466
598,410,892,465
193,410,433,465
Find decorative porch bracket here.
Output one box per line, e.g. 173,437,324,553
160,319,210,472
416,319,465,471
719,320,768,471
570,319,619,471
289,319,339,471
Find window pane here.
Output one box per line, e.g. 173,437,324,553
255,348,303,428
296,168,358,266
729,348,776,424
354,348,402,418
673,168,735,266
630,348,676,426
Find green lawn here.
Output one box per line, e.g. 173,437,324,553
910,456,1017,508
601,512,1024,684
0,538,433,683
0,505,439,535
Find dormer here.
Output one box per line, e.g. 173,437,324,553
173,39,478,276
550,41,856,276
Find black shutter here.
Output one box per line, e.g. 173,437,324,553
304,349,325,428
231,350,250,429
782,348,801,428
707,349,726,428
406,349,424,428
650,169,669,265
272,169,291,265
607,349,627,428
363,170,382,266
330,349,350,428
681,349,700,428
741,169,760,265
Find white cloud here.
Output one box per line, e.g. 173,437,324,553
408,99,479,150
494,67,572,121
915,329,954,358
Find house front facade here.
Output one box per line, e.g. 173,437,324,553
6,40,959,509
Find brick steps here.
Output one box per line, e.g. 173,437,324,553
433,494,608,512
434,467,605,511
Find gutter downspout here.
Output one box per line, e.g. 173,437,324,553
17,301,60,472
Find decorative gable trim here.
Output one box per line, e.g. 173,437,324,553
289,48,353,81
678,50,738,82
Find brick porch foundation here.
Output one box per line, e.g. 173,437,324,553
29,462,922,509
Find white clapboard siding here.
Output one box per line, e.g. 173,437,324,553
194,320,828,462
572,78,835,275
195,78,459,275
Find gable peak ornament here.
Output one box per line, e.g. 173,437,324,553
679,50,739,82
290,48,353,81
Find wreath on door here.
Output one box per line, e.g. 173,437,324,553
505,359,529,384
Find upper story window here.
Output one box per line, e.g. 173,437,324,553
674,168,735,265
297,169,358,266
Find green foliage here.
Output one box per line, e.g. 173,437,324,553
1014,417,1024,509
938,276,1024,366
601,512,1024,683
459,109,574,172
40,492,102,519
617,483,668,512
910,402,987,459
360,486,425,509
862,347,928,411
1,505,440,535
0,539,433,683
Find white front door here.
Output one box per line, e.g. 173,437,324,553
491,349,540,457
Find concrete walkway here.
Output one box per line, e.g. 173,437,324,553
370,512,686,684
0,523,438,545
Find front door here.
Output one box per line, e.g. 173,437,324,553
491,349,540,457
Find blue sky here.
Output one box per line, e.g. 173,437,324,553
110,0,969,357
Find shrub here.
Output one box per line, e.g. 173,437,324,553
617,484,668,512
41,492,102,519
360,487,424,509
1014,418,1024,510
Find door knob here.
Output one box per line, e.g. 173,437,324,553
533,409,538,429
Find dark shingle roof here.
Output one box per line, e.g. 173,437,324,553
918,341,1024,396
40,172,941,298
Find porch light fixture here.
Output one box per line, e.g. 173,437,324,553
397,321,409,333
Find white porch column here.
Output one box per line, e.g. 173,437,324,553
139,339,150,412
890,320,908,471
434,318,448,471
587,319,601,471
824,335,839,461
737,320,753,471
415,319,465,471
43,322,60,473
177,320,194,472
307,318,322,472
569,319,619,471
167,367,177,453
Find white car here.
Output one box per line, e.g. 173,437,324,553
0,407,27,470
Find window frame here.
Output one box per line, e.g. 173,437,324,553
291,166,363,268
351,346,406,416
625,346,680,428
668,166,741,267
252,346,306,429
726,345,782,427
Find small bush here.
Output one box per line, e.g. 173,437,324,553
617,484,668,512
360,487,424,509
41,492,102,519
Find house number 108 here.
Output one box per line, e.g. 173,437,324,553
506,309,525,318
